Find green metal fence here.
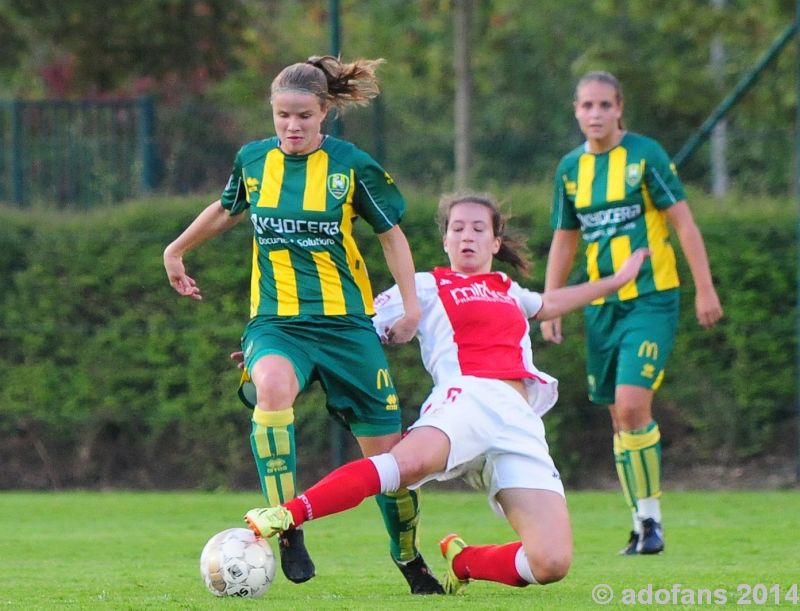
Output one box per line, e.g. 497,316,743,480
0,96,156,208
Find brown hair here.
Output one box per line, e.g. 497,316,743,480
436,191,530,275
270,55,385,110
575,70,625,130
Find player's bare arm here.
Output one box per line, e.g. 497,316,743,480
540,229,580,342
665,201,723,328
164,200,244,300
537,249,649,321
377,225,421,344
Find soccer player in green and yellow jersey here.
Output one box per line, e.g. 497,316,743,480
542,71,723,556
164,55,443,594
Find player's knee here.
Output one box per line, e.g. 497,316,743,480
614,404,650,430
392,453,431,487
251,373,297,409
528,547,571,584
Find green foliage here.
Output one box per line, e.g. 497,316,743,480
221,0,796,192
0,0,246,94
574,0,796,192
0,185,795,488
3,0,798,199
0,198,248,487
1,3,796,488
666,206,797,459
1,490,799,608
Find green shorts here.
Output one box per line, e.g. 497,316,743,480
583,289,680,405
239,315,401,437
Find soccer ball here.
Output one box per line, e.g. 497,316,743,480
200,527,276,598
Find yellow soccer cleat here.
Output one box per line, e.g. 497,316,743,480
438,533,469,594
244,506,294,539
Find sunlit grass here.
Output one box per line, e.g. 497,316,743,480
1,489,798,609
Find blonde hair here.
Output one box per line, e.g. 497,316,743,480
271,55,385,110
436,191,530,275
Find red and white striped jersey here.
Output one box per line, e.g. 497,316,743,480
373,267,558,416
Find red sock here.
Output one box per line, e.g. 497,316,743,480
283,458,381,527
454,541,527,587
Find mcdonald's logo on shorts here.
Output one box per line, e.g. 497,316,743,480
376,368,393,390
637,340,659,360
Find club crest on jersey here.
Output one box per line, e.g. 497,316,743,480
327,173,350,199
625,163,642,187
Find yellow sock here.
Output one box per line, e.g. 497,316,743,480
250,407,296,505
618,421,662,502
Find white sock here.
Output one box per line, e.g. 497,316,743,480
632,509,641,534
368,453,401,493
514,547,539,585
637,497,662,523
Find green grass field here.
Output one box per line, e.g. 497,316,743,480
1,489,798,609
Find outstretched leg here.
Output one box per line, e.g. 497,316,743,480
245,427,451,593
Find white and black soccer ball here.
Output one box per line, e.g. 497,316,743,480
200,527,276,598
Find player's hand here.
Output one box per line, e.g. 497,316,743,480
230,351,245,369
164,250,202,300
540,317,563,344
695,287,723,328
383,313,418,344
613,248,650,288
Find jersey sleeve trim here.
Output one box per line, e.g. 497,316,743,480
553,176,568,229
358,178,396,229
648,166,681,206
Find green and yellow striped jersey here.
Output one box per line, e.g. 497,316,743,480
221,135,405,317
551,132,686,304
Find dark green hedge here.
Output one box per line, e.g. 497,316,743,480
0,188,795,489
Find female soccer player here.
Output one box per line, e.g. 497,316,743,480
163,55,442,594
541,71,723,555
245,192,648,593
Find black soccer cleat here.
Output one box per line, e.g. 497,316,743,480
637,518,664,554
618,530,639,555
278,528,316,583
393,554,445,595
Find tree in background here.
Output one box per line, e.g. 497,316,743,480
1,0,796,194
572,0,796,192
0,0,245,96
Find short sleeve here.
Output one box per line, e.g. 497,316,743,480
372,272,436,340
644,140,687,209
551,158,580,230
509,282,543,318
352,149,406,233
372,284,404,340
220,149,248,215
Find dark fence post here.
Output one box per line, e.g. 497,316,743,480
10,100,24,207
137,95,157,194
329,0,347,469
373,95,385,165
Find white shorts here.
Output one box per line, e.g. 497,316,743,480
407,376,564,516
